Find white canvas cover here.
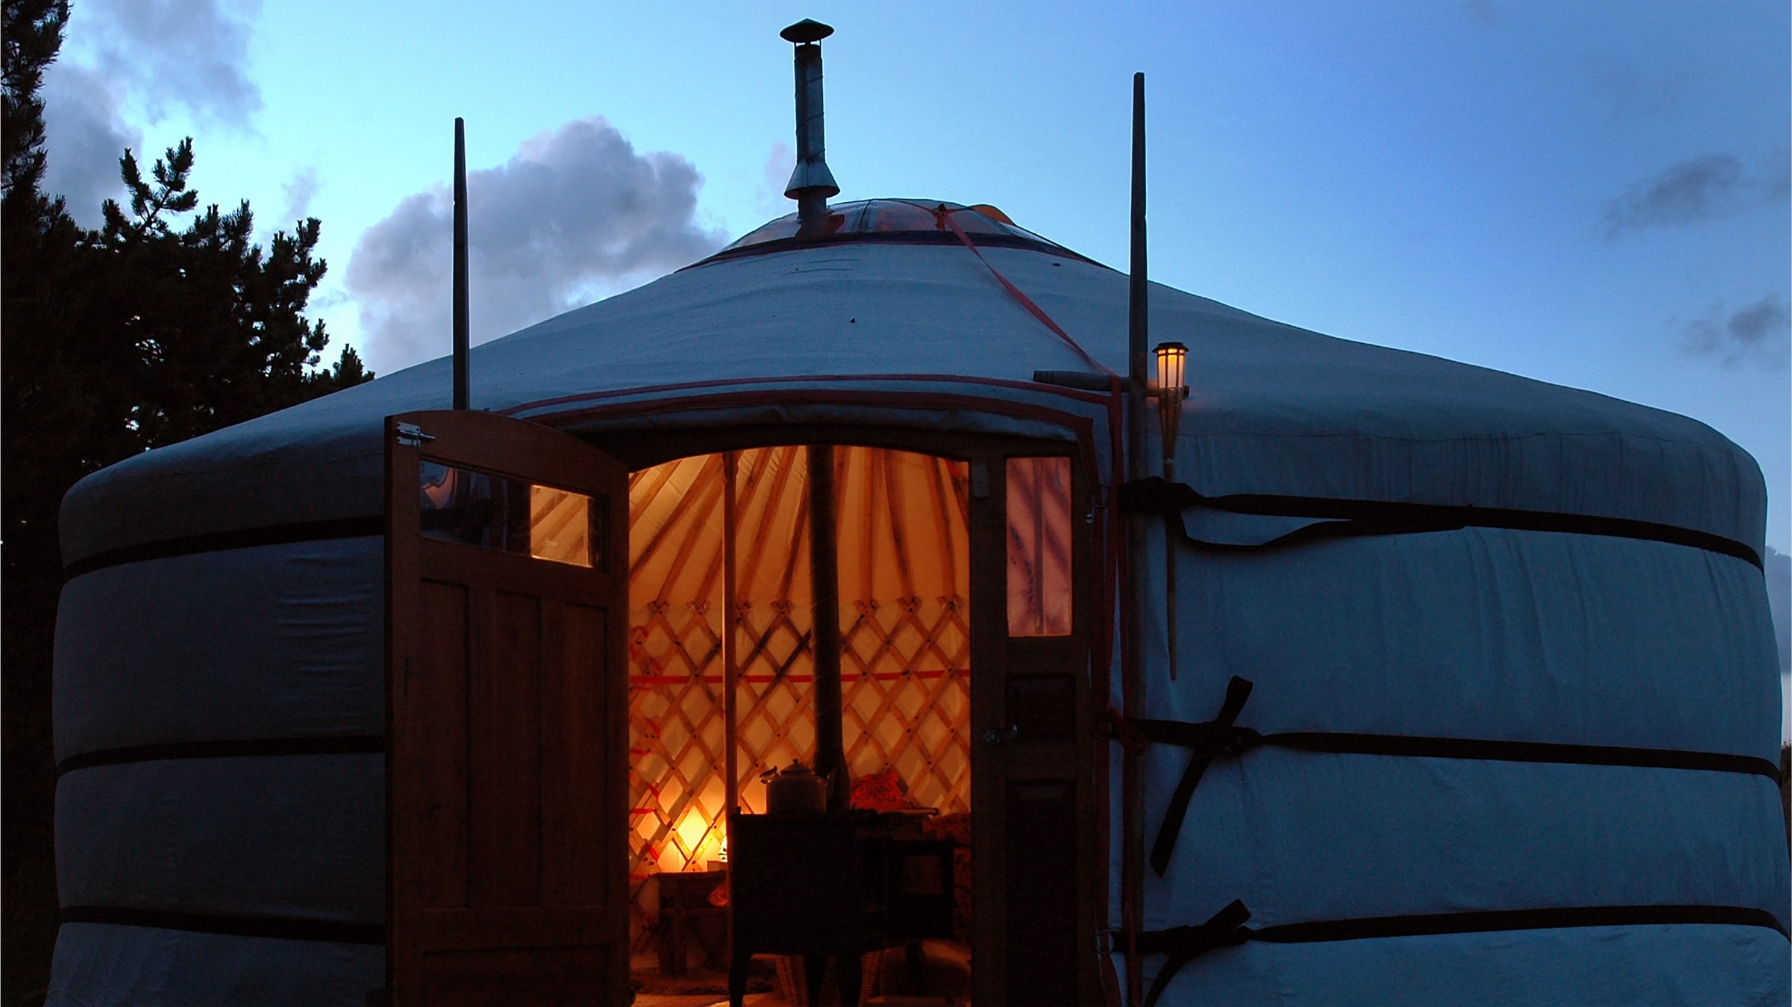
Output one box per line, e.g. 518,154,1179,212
50,213,1787,1004
59,238,1764,565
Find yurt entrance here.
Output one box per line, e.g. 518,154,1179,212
629,445,972,1001
385,411,1098,1006
624,433,1096,1007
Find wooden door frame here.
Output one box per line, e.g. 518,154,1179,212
578,418,1108,1005
384,410,631,1005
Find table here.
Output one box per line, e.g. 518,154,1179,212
656,869,728,976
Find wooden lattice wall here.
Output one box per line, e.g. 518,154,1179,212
626,445,972,945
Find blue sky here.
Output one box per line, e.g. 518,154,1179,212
39,0,1790,559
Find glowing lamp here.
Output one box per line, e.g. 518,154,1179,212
1151,341,1189,476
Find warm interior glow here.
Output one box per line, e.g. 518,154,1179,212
625,446,973,945
528,484,592,567
673,806,723,870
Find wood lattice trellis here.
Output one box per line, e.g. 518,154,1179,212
626,445,972,947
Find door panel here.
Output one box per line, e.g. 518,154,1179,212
388,410,629,1006
544,603,608,908
415,580,471,910
1005,780,1079,1005
970,449,1097,1007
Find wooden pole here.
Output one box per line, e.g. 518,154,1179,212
808,444,848,813
724,452,740,825
452,118,469,410
1165,458,1177,681
721,451,743,1007
1122,70,1148,1007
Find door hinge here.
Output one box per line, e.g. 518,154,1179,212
395,422,435,448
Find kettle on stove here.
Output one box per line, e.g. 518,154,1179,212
761,761,827,815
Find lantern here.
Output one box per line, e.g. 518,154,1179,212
1152,341,1189,477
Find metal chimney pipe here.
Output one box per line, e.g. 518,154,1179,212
780,19,839,227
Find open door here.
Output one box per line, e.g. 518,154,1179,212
385,410,629,1006
970,450,1099,1007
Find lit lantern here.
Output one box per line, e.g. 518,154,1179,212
1151,341,1191,682
1152,341,1189,477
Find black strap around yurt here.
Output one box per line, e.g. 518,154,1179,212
62,514,386,581
59,905,385,945
1135,677,1781,877
1135,900,1789,1007
1117,477,1763,568
55,735,386,777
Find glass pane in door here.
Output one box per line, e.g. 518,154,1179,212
1005,456,1072,636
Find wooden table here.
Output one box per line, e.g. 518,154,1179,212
656,869,728,975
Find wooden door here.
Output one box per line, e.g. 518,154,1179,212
969,450,1098,1006
385,410,629,1006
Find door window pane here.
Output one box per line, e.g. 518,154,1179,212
529,485,595,567
420,461,599,568
1006,456,1072,636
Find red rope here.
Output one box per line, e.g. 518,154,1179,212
929,208,1126,682
628,670,966,687
936,206,1134,992
933,206,1116,378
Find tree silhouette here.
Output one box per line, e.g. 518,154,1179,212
1,1,370,998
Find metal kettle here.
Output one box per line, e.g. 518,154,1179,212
762,761,827,816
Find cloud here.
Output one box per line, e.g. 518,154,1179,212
1767,547,1789,743
39,62,141,226
281,167,318,222
1603,152,1787,238
1766,547,1789,676
41,0,263,224
756,141,794,216
78,0,263,127
346,116,726,373
1679,295,1791,369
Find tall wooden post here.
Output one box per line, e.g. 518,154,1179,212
1122,70,1149,1007
452,118,469,410
724,452,740,824
808,444,848,812
723,451,740,975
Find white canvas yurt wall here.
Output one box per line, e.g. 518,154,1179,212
48,201,1788,1004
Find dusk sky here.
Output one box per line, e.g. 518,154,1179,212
39,0,1791,564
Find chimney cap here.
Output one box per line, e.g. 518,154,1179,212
780,19,834,44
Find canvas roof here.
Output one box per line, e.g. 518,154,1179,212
60,209,1766,565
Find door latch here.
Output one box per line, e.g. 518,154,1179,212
981,724,1020,744
395,422,435,448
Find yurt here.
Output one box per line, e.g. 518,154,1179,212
47,22,1788,1007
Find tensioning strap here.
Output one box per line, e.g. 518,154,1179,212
1141,676,1781,877
1144,677,1254,876
1118,476,1763,569
1137,900,1789,1007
